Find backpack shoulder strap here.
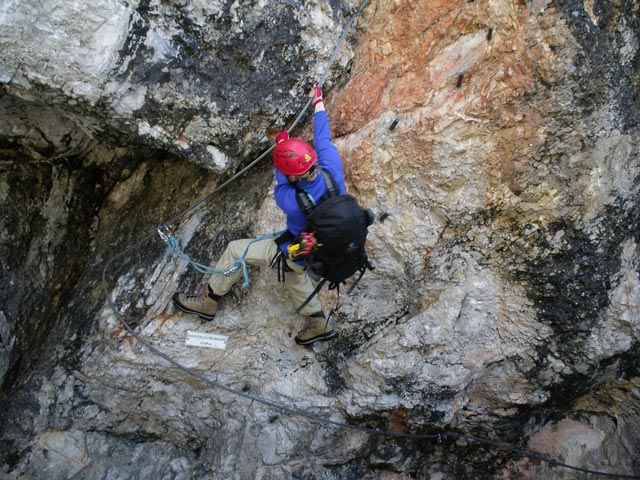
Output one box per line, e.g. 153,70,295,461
294,168,339,217
319,168,339,197
294,184,316,217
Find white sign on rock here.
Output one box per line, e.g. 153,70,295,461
185,331,228,350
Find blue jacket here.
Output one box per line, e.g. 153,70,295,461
274,110,345,255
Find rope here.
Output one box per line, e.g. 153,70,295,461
100,1,640,478
159,226,286,288
162,234,233,275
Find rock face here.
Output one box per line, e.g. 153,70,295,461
1,0,639,479
0,0,354,169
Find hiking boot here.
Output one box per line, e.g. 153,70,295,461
172,288,218,320
295,312,337,345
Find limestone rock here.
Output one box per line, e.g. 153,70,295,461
497,378,640,479
1,0,639,479
0,0,356,170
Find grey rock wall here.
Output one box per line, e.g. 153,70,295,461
0,0,354,169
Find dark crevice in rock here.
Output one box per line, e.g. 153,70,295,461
557,0,640,130
502,195,639,413
0,96,225,391
523,195,638,343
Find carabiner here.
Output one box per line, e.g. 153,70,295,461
157,224,175,243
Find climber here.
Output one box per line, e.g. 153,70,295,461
172,84,344,345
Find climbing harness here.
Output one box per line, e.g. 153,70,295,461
158,223,286,288
100,0,640,476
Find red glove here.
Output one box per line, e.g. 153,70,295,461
309,84,323,106
275,130,289,144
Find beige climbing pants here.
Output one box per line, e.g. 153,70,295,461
207,238,322,316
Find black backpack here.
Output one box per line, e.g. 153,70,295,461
293,168,374,313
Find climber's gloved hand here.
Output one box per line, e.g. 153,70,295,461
275,129,289,144
308,83,323,106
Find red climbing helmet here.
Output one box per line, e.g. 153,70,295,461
273,135,317,176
